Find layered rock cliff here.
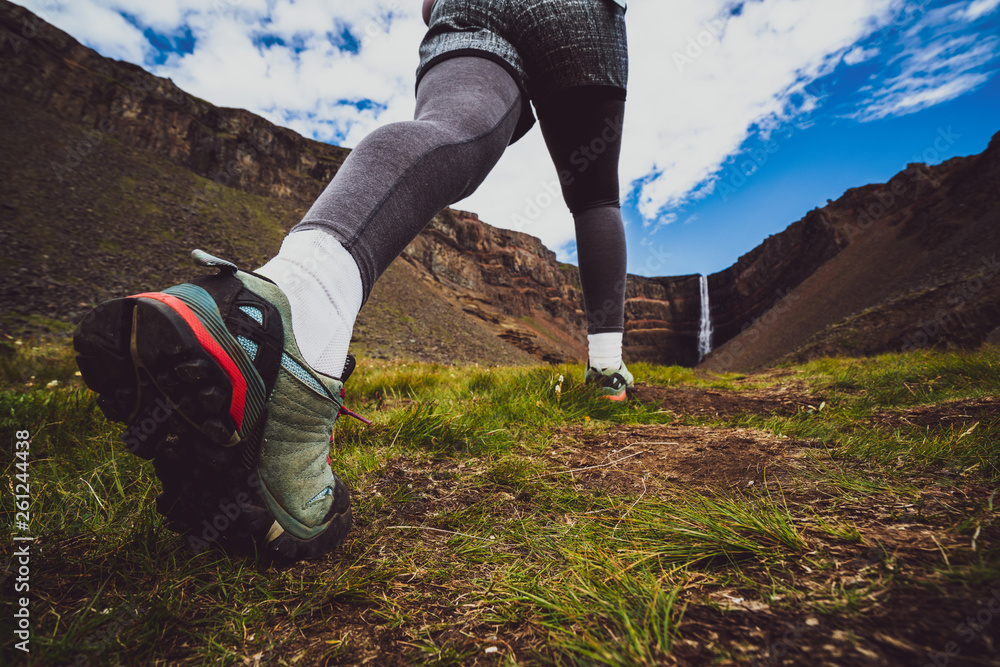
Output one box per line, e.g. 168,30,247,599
0,1,347,204
624,275,702,367
402,209,587,362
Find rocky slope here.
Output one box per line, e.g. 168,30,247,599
701,134,1000,371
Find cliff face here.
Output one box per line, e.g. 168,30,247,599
0,1,347,205
404,211,584,323
701,131,1000,371
624,275,702,367
621,207,848,367
621,131,1000,370
706,208,846,346
401,209,588,362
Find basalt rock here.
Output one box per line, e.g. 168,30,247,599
401,209,588,362
701,129,1000,371
624,275,701,367
0,1,346,205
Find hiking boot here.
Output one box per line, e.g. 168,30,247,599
585,363,634,401
73,249,355,562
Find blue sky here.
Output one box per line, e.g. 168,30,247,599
15,0,1000,278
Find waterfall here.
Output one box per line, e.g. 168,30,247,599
698,275,713,362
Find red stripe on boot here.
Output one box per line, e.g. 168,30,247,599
134,292,247,430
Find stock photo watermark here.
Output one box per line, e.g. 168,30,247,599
835,127,958,244
709,288,801,370
185,473,261,554
875,0,931,44
49,73,162,183
55,602,146,667
509,112,625,233
716,137,781,203
358,2,404,49
12,429,33,653
711,86,822,205
673,17,726,73
748,618,818,666
921,589,1000,667
182,125,277,222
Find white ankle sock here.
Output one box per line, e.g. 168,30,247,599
256,230,363,379
588,332,623,370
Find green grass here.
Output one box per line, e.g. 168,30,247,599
715,349,1000,478
1,345,998,664
508,548,685,666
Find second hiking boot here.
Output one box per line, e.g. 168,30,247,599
585,363,634,401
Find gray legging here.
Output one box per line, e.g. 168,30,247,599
293,56,627,335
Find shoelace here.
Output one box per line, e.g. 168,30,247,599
339,405,372,425
329,403,372,444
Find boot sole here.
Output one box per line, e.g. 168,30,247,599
74,293,351,562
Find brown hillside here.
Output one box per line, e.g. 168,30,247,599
703,134,1000,372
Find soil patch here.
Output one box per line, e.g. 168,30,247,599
634,380,824,420
675,579,1000,667
873,396,1000,430
547,424,810,495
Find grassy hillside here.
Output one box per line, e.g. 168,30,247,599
1,346,998,665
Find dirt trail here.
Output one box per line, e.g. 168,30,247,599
283,378,999,666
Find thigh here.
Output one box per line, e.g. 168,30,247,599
417,0,535,142
539,94,625,213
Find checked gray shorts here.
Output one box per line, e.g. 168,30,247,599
417,0,628,142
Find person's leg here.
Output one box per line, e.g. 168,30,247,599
74,55,522,562
538,93,629,381
257,56,522,377
500,0,629,393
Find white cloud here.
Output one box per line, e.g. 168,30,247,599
843,45,879,65
15,0,424,143
22,0,148,62
611,0,904,225
852,1,1000,121
461,0,907,257
964,0,1000,19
